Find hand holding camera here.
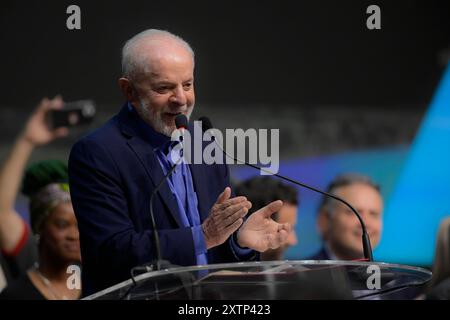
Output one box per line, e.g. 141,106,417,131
21,96,96,147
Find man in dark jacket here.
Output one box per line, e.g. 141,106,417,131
69,29,291,296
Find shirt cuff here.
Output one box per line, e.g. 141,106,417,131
191,225,207,255
230,231,253,257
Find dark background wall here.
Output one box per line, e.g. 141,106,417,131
0,0,449,162
0,0,449,108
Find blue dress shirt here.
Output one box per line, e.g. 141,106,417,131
128,103,251,266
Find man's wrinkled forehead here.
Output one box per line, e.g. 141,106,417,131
134,47,194,82
137,38,193,62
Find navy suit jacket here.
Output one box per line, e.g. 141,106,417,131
69,104,255,295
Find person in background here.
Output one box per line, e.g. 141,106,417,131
308,173,383,260
426,216,450,300
0,97,81,299
235,176,299,261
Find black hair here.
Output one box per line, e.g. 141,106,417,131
234,176,298,220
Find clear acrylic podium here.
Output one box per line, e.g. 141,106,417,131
83,260,432,300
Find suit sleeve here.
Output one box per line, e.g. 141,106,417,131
68,138,196,284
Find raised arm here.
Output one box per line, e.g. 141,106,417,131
0,97,67,252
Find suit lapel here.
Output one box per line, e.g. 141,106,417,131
189,163,210,222
186,123,215,222
118,104,184,227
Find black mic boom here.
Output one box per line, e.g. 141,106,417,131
198,116,373,261
149,114,188,270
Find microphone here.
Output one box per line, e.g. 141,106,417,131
175,114,188,131
198,116,373,261
149,114,188,271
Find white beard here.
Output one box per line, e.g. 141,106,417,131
137,98,193,137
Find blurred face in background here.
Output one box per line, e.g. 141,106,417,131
318,183,383,260
40,202,81,264
261,202,298,261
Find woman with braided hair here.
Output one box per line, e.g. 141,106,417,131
0,97,81,299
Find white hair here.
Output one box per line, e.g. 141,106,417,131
121,29,195,79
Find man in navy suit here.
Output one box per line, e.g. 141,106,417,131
68,29,291,296
308,173,383,260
